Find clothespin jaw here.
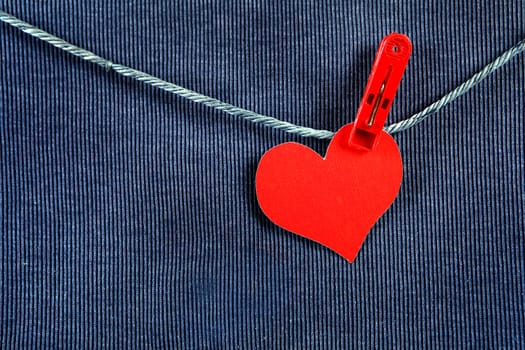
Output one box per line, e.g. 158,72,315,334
349,33,412,150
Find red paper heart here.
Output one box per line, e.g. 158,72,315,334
255,123,402,262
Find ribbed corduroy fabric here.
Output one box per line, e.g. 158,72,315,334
1,1,524,348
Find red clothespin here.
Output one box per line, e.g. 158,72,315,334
349,33,412,150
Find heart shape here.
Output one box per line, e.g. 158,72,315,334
255,123,402,262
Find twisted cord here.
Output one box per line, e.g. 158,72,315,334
385,38,525,134
1,10,524,139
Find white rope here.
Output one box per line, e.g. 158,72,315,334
1,10,524,139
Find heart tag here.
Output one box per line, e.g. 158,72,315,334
255,33,412,262
256,123,402,262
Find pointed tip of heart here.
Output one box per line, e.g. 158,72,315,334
344,255,357,263
333,245,359,263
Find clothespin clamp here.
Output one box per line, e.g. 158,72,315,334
349,33,412,150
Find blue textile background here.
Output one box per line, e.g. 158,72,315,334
1,1,524,348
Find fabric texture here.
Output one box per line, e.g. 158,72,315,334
1,1,524,348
